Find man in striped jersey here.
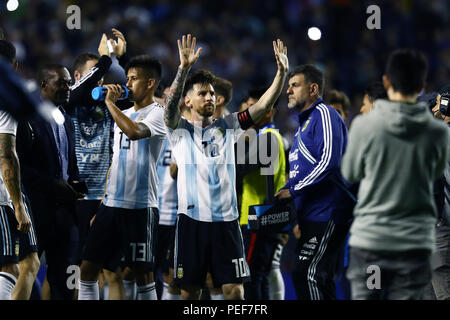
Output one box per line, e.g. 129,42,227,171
155,137,180,300
165,35,289,300
78,55,166,300
0,40,40,300
275,65,354,300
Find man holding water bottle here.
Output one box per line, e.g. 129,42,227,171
77,48,167,299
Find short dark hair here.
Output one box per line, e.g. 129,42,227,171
72,53,100,73
37,63,66,85
364,81,387,102
184,69,216,96
125,55,162,83
154,82,165,98
213,76,233,106
0,39,16,64
288,64,324,96
325,89,351,113
245,85,280,109
385,49,428,96
248,86,268,100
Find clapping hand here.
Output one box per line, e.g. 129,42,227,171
98,33,110,57
111,28,127,58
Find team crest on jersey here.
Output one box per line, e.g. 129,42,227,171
15,240,19,257
301,118,311,132
177,265,184,279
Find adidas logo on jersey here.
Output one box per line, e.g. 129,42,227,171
308,237,318,244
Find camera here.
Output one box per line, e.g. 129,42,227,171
418,85,450,116
438,85,450,116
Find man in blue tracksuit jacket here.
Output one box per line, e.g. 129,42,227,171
276,65,354,300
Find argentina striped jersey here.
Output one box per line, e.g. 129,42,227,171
104,102,166,209
156,138,178,226
168,113,244,222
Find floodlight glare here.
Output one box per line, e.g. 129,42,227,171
6,0,19,12
308,27,322,41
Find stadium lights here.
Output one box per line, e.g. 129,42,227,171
308,27,322,41
6,0,19,12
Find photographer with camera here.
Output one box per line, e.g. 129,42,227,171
428,85,450,300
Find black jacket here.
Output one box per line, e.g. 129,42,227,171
16,110,80,214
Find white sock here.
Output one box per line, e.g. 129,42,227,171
167,292,182,300
137,282,156,300
78,280,99,300
0,272,17,300
103,282,109,300
268,268,285,300
123,280,136,300
210,293,225,300
161,282,169,300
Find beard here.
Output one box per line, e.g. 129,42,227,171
288,98,307,111
200,104,215,117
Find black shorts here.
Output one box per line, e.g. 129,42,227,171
76,200,101,261
154,224,176,275
0,204,38,265
82,204,159,272
174,214,250,288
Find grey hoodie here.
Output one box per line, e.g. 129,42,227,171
341,99,449,252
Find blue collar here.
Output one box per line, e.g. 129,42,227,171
297,98,324,123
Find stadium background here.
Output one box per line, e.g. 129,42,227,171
1,0,449,299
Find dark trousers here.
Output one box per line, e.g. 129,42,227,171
430,224,450,300
347,247,431,300
35,204,79,300
291,219,349,300
242,227,279,300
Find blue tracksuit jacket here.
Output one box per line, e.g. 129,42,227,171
284,98,354,224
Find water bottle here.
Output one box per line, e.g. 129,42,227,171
91,85,129,101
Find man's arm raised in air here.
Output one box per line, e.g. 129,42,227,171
248,39,289,124
164,34,202,130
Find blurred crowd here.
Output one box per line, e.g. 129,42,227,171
1,0,449,140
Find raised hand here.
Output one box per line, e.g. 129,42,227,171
177,34,202,69
98,33,110,57
273,39,289,73
111,28,127,58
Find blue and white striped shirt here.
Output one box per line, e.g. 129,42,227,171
157,138,178,226
71,105,113,200
168,113,244,222
104,102,166,209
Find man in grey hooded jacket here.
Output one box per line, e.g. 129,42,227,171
341,49,449,300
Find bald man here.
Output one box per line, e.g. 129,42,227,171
16,64,85,300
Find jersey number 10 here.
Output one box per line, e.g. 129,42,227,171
232,258,249,278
